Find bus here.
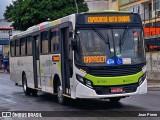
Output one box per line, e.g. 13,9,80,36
10,10,147,105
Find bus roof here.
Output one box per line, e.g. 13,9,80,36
11,13,76,39
11,10,134,39
87,10,131,13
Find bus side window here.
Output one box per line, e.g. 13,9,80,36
50,28,59,53
20,37,26,56
26,36,32,55
41,31,49,54
10,41,15,57
15,39,20,56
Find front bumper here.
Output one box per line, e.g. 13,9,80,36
75,78,147,98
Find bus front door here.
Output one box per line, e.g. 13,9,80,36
61,27,70,94
33,36,41,89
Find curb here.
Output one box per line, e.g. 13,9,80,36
148,87,160,91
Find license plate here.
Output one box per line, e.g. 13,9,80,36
111,88,124,93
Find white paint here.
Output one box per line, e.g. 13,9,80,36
0,97,16,104
122,58,131,64
75,79,147,99
138,78,147,94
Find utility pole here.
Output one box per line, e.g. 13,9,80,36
154,0,156,35
74,0,79,13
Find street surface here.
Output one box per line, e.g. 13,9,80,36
0,73,160,120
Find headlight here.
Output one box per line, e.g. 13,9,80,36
85,80,93,88
76,74,93,88
138,72,146,85
76,74,84,83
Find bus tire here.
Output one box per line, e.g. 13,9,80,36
22,74,31,96
57,81,67,105
109,97,121,103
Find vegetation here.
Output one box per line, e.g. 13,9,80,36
4,0,88,31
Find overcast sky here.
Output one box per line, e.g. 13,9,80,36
0,0,14,19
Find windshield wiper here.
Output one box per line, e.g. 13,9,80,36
119,26,129,46
91,27,111,52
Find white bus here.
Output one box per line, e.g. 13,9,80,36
10,11,147,105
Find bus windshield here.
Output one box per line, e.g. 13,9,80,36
75,27,146,66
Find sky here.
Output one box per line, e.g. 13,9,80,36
0,0,14,19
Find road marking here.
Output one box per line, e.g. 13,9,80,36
0,97,16,104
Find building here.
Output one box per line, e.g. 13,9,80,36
109,0,160,49
0,19,20,69
109,0,119,10
85,0,109,10
109,0,160,27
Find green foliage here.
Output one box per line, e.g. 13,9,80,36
4,0,88,31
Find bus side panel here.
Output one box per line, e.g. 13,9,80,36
39,55,50,92
49,54,62,93
21,56,34,88
10,57,21,84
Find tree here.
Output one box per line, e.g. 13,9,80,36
4,0,88,31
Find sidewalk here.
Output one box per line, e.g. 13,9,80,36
0,69,9,74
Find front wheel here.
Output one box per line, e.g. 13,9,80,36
57,82,67,105
109,97,121,103
22,74,31,96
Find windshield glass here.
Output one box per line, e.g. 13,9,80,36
75,28,145,66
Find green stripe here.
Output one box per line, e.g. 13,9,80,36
85,71,143,86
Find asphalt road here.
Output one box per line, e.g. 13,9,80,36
0,73,160,120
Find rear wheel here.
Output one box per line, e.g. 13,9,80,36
22,74,31,96
109,97,121,103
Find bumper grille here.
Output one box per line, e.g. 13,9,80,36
94,84,138,95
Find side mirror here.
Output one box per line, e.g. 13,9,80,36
71,38,77,50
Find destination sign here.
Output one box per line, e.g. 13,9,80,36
76,13,142,25
84,56,106,63
87,16,131,23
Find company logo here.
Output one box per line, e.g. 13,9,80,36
2,112,12,117
1,112,42,118
106,58,115,65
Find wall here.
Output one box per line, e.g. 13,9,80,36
109,0,119,10
85,0,109,10
146,52,160,80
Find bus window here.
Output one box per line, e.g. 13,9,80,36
10,41,15,57
26,36,32,55
20,37,26,55
50,28,59,53
15,39,20,56
41,31,49,54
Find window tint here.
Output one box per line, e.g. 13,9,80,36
26,36,32,55
20,38,26,55
15,39,20,56
51,28,59,53
10,41,15,57
41,31,49,54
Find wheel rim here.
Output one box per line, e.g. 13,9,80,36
23,78,27,92
57,86,63,103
